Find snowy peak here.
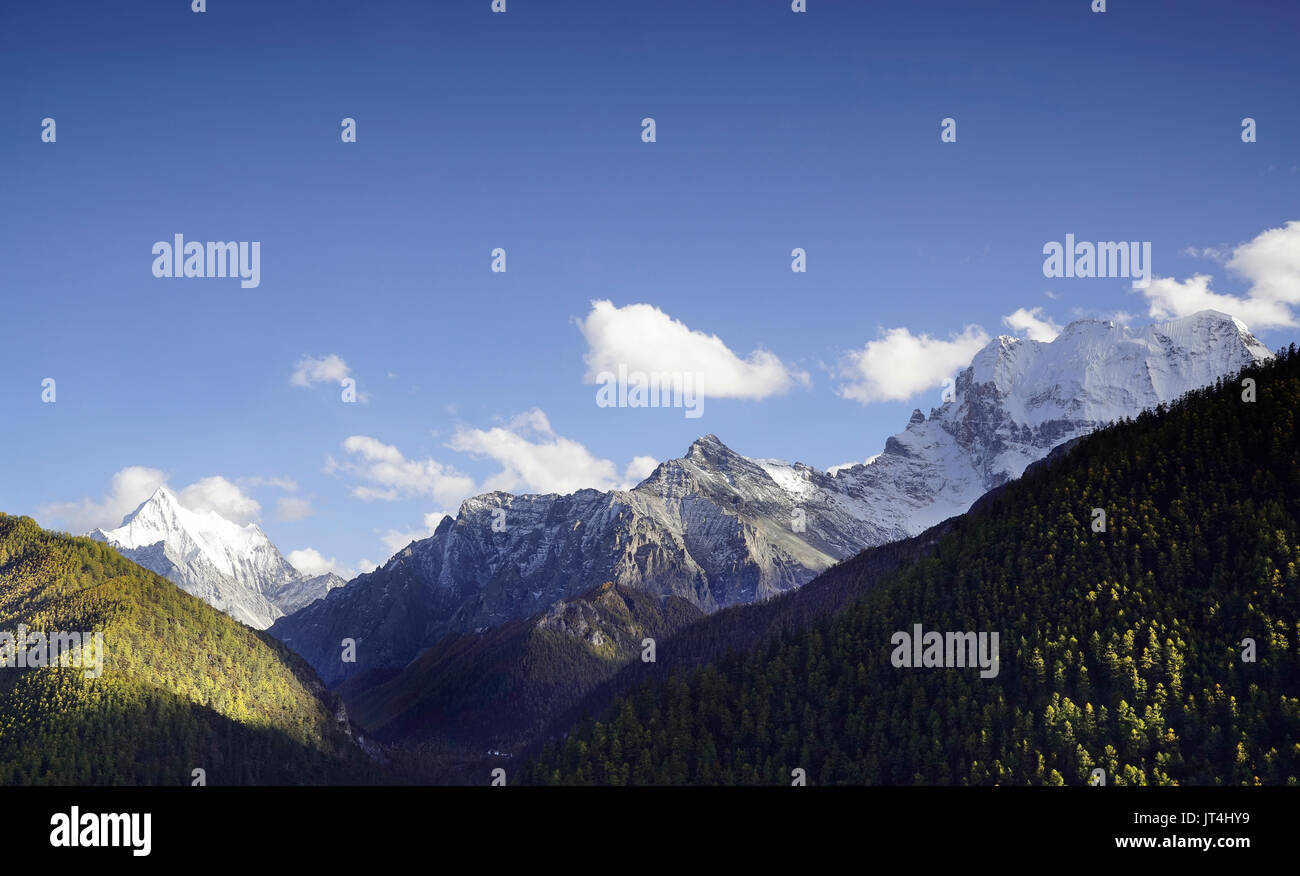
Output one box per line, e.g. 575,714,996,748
89,486,340,629
828,309,1276,533
960,310,1269,429
99,486,292,583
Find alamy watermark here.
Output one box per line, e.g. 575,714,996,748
1043,234,1151,288
595,364,704,419
890,623,999,679
49,806,150,856
0,625,104,678
151,234,260,289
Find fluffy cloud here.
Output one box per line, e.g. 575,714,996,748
1145,221,1300,330
286,548,352,579
379,512,450,555
291,354,352,387
335,413,656,561
276,497,314,521
177,476,261,525
39,466,167,532
449,409,652,495
40,469,300,532
624,455,660,485
1181,245,1228,262
327,436,476,509
578,300,807,401
836,325,991,404
1002,306,1063,342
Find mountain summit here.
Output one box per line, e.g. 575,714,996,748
89,486,344,628
273,310,1271,684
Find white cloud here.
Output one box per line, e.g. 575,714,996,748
39,466,167,532
379,512,449,555
276,497,314,521
291,354,352,387
578,300,807,401
836,325,991,404
379,532,418,554
449,409,644,495
328,436,476,509
286,548,353,579
334,413,654,562
1182,245,1228,263
1144,221,1300,330
291,353,369,402
41,469,266,531
624,455,659,485
1002,306,1063,342
1142,274,1294,330
177,476,261,525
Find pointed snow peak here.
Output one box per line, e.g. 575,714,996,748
88,483,331,629
908,409,925,425
118,484,181,527
149,484,176,501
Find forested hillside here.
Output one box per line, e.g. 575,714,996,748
348,582,702,749
527,347,1300,785
0,516,378,785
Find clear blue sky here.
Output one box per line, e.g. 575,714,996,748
2,0,1297,575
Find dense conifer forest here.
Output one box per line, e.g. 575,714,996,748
526,347,1300,785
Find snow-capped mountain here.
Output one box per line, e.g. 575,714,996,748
799,309,1274,538
89,486,345,628
271,310,1271,684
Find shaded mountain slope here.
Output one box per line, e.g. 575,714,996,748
347,583,703,749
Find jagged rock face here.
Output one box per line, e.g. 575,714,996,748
271,473,828,685
272,310,1272,685
271,572,350,616
89,486,345,628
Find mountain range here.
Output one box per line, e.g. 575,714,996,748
271,309,1272,686
5,307,1288,786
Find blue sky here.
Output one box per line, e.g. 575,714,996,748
2,0,1298,576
